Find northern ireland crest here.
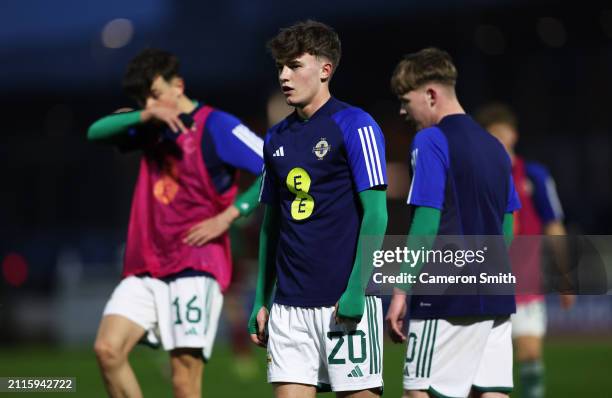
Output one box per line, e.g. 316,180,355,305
312,137,331,160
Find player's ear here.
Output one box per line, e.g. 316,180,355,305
426,87,437,108
320,61,333,82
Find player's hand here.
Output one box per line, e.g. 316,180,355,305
183,206,240,246
141,105,191,134
249,307,269,348
386,290,408,343
560,294,576,310
333,301,359,328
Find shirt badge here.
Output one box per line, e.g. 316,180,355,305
312,137,331,160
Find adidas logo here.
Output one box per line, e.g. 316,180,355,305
272,146,285,157
185,327,198,336
347,365,364,378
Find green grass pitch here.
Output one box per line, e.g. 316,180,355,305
0,338,610,397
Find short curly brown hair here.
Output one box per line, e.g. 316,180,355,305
391,47,457,96
267,20,341,74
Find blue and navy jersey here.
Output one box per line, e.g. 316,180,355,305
202,109,264,192
407,114,521,318
525,162,564,224
260,97,387,307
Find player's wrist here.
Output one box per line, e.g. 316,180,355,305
139,109,151,122
221,205,240,224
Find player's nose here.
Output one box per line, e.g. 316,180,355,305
279,65,291,81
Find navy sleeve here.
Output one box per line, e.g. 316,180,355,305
406,128,448,210
334,109,387,192
259,132,279,204
206,110,264,175
506,174,521,213
526,162,563,223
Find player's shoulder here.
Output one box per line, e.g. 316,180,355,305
330,101,376,129
206,108,241,125
413,126,446,147
264,117,292,145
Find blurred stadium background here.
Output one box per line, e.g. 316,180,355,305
1,0,611,396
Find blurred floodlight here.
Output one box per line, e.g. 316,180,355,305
537,17,566,48
101,18,134,49
602,10,612,39
474,25,506,55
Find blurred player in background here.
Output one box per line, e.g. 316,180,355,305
87,48,263,398
386,48,520,398
249,20,388,397
476,103,576,398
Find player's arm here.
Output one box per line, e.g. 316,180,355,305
183,175,263,246
184,111,264,246
503,212,514,247
335,112,388,322
386,128,447,342
386,205,441,343
528,164,575,306
87,107,188,142
248,204,279,347
336,189,388,321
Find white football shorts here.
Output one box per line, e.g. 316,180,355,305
267,296,383,393
511,300,546,338
403,316,513,397
103,274,223,360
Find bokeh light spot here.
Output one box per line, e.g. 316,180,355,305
2,253,28,287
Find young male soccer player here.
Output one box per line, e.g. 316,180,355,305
88,48,264,398
386,48,521,398
248,21,388,398
476,103,575,398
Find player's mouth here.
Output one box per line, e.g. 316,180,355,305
281,85,294,95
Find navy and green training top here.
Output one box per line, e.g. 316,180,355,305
259,97,387,307
407,114,521,318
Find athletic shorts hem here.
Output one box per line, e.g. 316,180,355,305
428,386,463,398
472,384,513,393
330,380,383,392
268,376,318,387
102,308,149,332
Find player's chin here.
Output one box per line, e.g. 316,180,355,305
284,95,299,106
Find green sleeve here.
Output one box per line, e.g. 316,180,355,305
87,111,143,141
396,206,442,292
233,176,262,217
503,213,514,248
247,204,279,334
336,189,388,321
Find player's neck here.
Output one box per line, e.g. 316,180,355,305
178,95,196,114
435,100,465,123
297,89,331,120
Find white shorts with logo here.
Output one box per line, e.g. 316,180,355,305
267,296,383,392
103,274,223,360
511,300,546,338
403,316,513,397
